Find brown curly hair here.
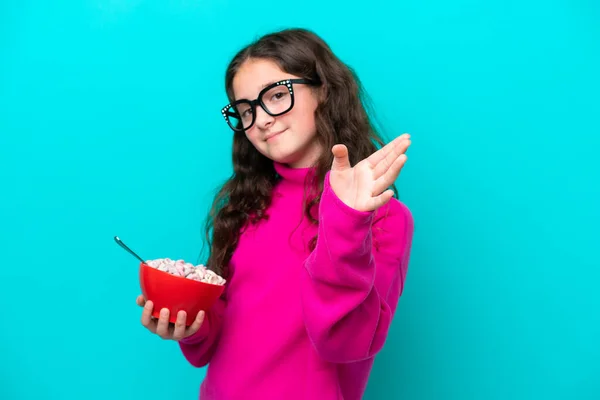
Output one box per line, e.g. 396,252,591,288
203,28,393,278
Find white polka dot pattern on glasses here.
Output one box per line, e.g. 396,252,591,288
146,258,226,286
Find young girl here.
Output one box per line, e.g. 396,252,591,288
136,28,414,399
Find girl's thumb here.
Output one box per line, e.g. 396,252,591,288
331,144,350,171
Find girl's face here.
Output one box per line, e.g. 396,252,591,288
231,58,322,168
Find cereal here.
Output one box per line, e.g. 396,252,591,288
146,258,226,286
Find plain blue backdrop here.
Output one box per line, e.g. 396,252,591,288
1,1,598,399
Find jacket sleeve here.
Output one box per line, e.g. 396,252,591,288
178,288,227,368
301,171,414,364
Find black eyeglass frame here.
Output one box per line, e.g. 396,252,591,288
220,78,319,132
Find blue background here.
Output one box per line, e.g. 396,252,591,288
1,1,598,399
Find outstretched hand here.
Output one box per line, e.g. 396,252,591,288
329,133,411,212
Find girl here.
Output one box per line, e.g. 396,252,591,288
136,28,414,399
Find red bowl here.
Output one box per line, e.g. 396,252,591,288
139,262,225,326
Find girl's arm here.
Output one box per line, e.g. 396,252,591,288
178,291,227,367
301,172,414,364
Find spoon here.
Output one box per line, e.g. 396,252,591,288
114,236,146,264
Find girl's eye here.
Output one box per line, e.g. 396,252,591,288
272,92,286,101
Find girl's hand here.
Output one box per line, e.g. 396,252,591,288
329,133,411,212
136,295,205,341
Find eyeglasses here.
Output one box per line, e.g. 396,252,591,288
221,78,319,132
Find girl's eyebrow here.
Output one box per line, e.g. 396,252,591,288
236,79,290,101
261,80,278,89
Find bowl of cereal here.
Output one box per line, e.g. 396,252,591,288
114,236,225,326
140,258,226,326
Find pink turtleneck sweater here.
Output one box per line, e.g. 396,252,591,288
179,162,414,399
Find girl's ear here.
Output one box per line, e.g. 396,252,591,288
313,84,327,103
313,62,328,102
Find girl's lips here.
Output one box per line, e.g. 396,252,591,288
266,130,285,142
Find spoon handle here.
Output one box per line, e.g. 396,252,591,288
114,236,146,264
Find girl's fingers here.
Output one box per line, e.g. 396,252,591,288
331,144,351,171
366,134,409,167
136,295,146,307
140,301,201,341
141,300,157,334
172,311,188,341
186,310,206,337
372,139,410,180
368,189,395,211
371,154,407,196
155,308,171,338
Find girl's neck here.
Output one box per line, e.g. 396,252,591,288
273,162,313,185
285,139,323,168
